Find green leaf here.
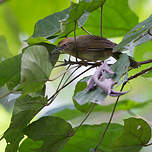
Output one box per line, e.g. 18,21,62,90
19,138,43,152
134,41,152,61
0,54,21,89
112,117,151,152
62,123,124,152
18,44,58,94
27,37,51,45
94,99,152,112
52,108,82,120
2,95,47,152
114,15,152,52
21,45,52,81
16,81,45,94
110,54,130,81
84,0,139,37
62,118,151,152
7,0,71,35
73,54,129,112
32,8,70,38
32,0,105,39
0,35,12,59
0,86,9,103
22,116,73,152
142,70,152,78
73,77,107,105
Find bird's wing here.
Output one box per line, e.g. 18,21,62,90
75,35,116,52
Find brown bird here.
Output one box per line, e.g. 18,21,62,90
58,35,138,68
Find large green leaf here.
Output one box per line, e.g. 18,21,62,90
84,0,139,37
0,54,21,89
134,41,152,61
112,118,151,152
94,99,152,112
21,45,52,81
114,15,152,52
1,95,47,152
32,0,105,38
52,108,82,121
62,118,151,152
17,44,58,94
19,138,43,152
73,54,129,112
7,0,71,35
62,123,124,152
20,116,73,152
0,35,12,59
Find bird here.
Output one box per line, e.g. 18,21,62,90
57,35,139,68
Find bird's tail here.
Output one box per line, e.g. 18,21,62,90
113,52,139,68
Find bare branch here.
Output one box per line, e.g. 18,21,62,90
94,83,126,151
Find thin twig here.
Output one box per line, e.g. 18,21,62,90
138,59,152,66
47,64,72,104
46,66,94,106
93,66,152,151
54,60,102,67
48,66,80,104
73,103,96,134
49,65,79,81
128,66,152,81
74,20,78,62
80,26,92,35
94,83,125,151
55,58,152,68
144,142,152,147
100,4,103,37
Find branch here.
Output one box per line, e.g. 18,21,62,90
74,20,78,61
71,103,96,136
46,66,94,105
47,64,72,105
144,142,152,147
49,65,79,81
128,66,152,81
94,83,126,151
100,4,103,37
138,59,152,66
80,26,92,35
47,65,80,105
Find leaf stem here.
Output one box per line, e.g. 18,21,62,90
94,83,125,151
100,4,103,37
138,59,152,66
80,26,92,35
74,20,78,62
47,66,94,105
73,103,96,135
128,66,152,81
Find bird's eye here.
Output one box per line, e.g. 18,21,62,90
63,43,67,46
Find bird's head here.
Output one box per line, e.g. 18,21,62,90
57,38,74,53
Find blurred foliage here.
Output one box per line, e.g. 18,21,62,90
0,0,152,152
0,0,70,54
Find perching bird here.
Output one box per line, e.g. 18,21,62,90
57,35,138,68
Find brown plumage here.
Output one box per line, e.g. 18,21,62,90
58,35,139,68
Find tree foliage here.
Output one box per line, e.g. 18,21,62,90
0,0,152,152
